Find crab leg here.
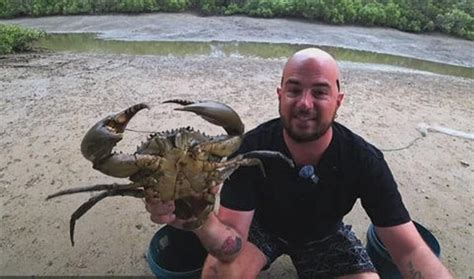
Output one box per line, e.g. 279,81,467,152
200,151,293,182
69,188,144,246
215,156,265,178
46,183,137,200
242,150,295,168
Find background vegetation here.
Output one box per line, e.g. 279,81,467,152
0,24,44,54
0,0,472,40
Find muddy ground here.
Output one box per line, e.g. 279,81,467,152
0,14,473,277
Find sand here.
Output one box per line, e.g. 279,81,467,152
0,14,473,277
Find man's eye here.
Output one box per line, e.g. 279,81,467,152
313,89,328,97
287,88,301,96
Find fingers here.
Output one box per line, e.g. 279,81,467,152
188,182,221,198
150,211,176,225
145,189,177,225
146,199,199,230
145,200,175,215
144,184,220,229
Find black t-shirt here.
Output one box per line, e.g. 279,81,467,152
221,118,411,244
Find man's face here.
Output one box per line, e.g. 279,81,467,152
277,57,343,142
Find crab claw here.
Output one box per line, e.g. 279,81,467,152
80,103,149,176
163,99,244,136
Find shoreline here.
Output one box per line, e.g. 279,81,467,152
1,13,473,67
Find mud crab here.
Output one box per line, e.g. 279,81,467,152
47,100,293,246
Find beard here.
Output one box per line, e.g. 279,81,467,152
279,105,336,143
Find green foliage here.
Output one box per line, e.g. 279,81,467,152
383,1,401,28
118,0,145,13
0,24,45,54
198,0,226,15
244,0,296,18
296,0,329,21
332,0,361,23
62,0,93,15
436,8,474,39
295,0,360,24
358,2,385,26
0,0,15,18
244,0,273,17
91,0,119,13
224,3,242,15
158,0,190,12
0,0,472,40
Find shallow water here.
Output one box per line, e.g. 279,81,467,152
36,33,473,79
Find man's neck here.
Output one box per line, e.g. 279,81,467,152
283,127,333,166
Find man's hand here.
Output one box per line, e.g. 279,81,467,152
145,194,178,223
144,184,221,230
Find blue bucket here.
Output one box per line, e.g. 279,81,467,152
366,221,441,279
147,225,208,278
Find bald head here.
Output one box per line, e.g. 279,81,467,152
277,48,345,143
282,48,341,91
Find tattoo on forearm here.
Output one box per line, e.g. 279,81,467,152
408,261,425,279
221,236,242,254
208,226,242,259
209,236,242,258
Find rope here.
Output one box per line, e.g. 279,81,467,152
380,136,424,152
125,123,470,153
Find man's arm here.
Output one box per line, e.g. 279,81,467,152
193,206,254,262
145,189,254,263
376,221,452,278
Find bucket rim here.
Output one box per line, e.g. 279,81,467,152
367,221,441,259
367,223,391,260
147,225,206,275
147,247,203,275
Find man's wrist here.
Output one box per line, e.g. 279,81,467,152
192,211,215,234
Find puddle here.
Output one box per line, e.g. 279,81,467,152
36,33,473,79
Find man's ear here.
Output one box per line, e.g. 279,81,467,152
277,86,282,101
337,92,344,108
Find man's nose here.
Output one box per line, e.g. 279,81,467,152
296,90,314,109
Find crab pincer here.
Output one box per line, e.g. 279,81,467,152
81,103,149,162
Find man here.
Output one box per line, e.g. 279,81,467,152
146,48,452,278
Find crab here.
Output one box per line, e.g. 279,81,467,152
47,100,293,246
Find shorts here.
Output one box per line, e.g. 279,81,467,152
248,220,377,278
